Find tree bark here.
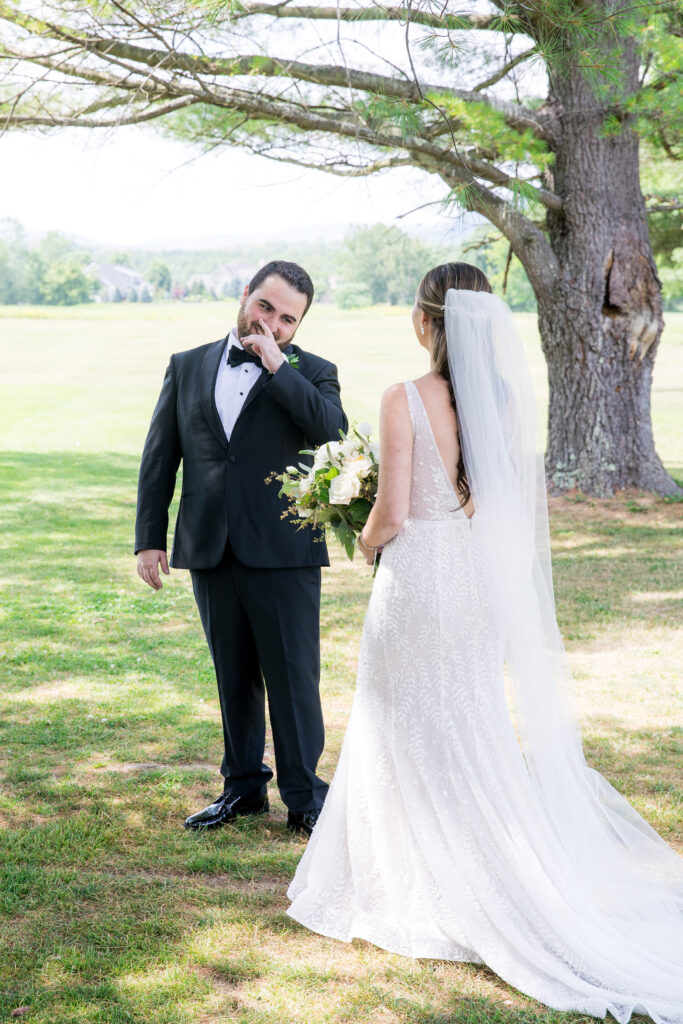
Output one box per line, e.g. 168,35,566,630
530,41,678,496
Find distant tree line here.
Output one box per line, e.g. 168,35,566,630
335,225,540,312
1,218,680,312
0,222,97,306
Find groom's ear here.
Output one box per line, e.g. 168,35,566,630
241,285,249,303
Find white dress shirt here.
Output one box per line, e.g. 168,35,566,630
214,329,262,441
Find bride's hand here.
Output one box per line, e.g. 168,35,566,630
357,533,376,565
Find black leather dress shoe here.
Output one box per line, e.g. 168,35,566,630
184,792,269,831
286,809,320,838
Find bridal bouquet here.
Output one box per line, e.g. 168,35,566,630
273,424,379,559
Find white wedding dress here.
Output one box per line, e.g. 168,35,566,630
288,379,683,1023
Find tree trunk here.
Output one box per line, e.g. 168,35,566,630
531,39,678,496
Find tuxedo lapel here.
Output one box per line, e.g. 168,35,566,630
200,338,229,449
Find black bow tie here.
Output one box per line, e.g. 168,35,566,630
227,344,262,369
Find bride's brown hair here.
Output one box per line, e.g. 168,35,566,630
416,262,492,509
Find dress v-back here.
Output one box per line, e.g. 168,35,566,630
287,381,682,1024
402,379,470,520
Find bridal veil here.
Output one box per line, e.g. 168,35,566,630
445,288,682,979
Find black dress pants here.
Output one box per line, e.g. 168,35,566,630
190,541,328,814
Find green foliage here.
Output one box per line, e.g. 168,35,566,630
641,144,683,255
0,220,96,306
428,93,554,174
0,240,27,305
462,230,537,312
649,211,683,268
40,257,97,306
38,230,74,263
337,225,440,307
445,182,481,216
161,103,274,152
659,255,683,312
336,282,373,310
188,278,207,298
354,95,427,140
108,250,132,267
147,260,172,293
220,276,243,299
628,20,682,159
639,143,683,310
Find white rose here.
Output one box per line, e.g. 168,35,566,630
358,422,372,437
298,508,313,519
328,471,361,505
370,442,381,461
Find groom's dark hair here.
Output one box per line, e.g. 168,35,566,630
247,260,314,314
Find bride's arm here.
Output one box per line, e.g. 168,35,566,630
358,384,413,558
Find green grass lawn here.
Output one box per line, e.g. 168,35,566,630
0,303,681,1024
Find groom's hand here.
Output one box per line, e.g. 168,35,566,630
137,549,169,590
244,319,286,374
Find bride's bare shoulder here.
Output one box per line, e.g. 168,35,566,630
380,382,411,420
382,381,410,402
379,384,412,443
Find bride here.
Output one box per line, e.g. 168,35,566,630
287,262,683,1023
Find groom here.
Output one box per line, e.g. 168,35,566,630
135,260,347,837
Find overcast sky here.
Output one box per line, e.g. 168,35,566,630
1,126,459,248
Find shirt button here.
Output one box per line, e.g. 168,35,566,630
228,455,236,463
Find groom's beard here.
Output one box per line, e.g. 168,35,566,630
236,305,297,350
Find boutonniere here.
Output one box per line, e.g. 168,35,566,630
267,352,300,376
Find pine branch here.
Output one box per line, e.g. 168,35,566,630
73,38,557,143
236,147,415,177
462,231,503,252
473,46,538,93
656,129,679,161
5,96,198,128
231,3,525,33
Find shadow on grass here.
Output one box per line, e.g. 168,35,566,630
0,451,680,1023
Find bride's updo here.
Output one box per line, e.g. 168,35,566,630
415,262,492,507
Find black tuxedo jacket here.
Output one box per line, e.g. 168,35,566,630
135,336,348,569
